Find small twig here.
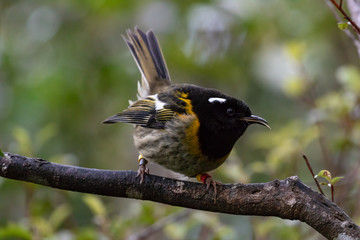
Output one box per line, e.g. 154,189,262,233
303,154,325,195
324,0,360,63
330,0,360,34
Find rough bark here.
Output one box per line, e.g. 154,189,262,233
0,153,359,239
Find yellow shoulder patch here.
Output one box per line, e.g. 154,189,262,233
176,91,202,157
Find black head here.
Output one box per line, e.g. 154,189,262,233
190,87,269,133
187,85,270,159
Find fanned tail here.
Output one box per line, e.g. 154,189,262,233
123,27,171,98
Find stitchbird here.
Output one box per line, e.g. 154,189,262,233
103,27,270,198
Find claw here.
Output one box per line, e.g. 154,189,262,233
137,156,149,184
137,164,149,184
196,173,222,202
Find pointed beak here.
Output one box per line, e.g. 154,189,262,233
240,115,271,129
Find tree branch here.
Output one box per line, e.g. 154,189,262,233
0,153,359,239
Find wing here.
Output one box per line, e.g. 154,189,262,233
103,95,178,129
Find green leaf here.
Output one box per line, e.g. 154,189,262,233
12,127,33,156
315,170,332,182
0,148,4,157
283,76,306,98
337,22,349,30
286,41,306,61
331,176,344,185
83,195,106,217
0,223,32,240
49,204,71,230
35,123,58,150
336,65,360,94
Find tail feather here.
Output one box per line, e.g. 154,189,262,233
123,27,171,98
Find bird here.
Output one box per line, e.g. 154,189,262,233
103,27,270,199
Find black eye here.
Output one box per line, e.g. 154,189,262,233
226,108,234,116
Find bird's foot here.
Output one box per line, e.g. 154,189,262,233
196,173,222,202
137,155,149,184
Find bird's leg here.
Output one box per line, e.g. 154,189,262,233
196,173,222,201
137,155,149,184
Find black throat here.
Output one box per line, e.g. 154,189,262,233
198,123,245,160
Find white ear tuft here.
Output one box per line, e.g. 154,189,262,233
208,97,227,104
153,94,166,110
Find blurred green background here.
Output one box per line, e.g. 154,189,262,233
1,0,360,239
